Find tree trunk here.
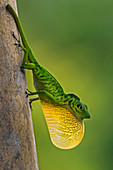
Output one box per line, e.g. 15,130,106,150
0,0,39,169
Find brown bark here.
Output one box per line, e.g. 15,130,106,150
0,0,39,169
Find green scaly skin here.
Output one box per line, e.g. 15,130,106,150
6,4,90,120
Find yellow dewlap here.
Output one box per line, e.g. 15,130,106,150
40,97,84,149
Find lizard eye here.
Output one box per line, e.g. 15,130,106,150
77,104,82,110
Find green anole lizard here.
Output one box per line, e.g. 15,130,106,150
6,4,90,149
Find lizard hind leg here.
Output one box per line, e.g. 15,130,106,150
11,32,35,69
11,31,27,52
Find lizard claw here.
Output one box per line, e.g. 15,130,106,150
20,66,25,73
11,31,15,38
25,89,32,97
14,43,20,47
26,89,33,94
25,90,33,110
11,31,20,43
29,99,33,110
25,90,29,98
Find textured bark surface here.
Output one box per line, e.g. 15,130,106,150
0,0,39,169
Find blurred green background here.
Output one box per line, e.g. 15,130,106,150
17,0,113,169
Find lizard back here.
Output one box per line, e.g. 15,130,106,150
32,63,65,98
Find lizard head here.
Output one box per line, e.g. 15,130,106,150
67,93,90,120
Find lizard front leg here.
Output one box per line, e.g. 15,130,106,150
26,89,60,103
12,31,35,70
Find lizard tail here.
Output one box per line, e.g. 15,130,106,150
6,4,38,64
6,4,29,49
